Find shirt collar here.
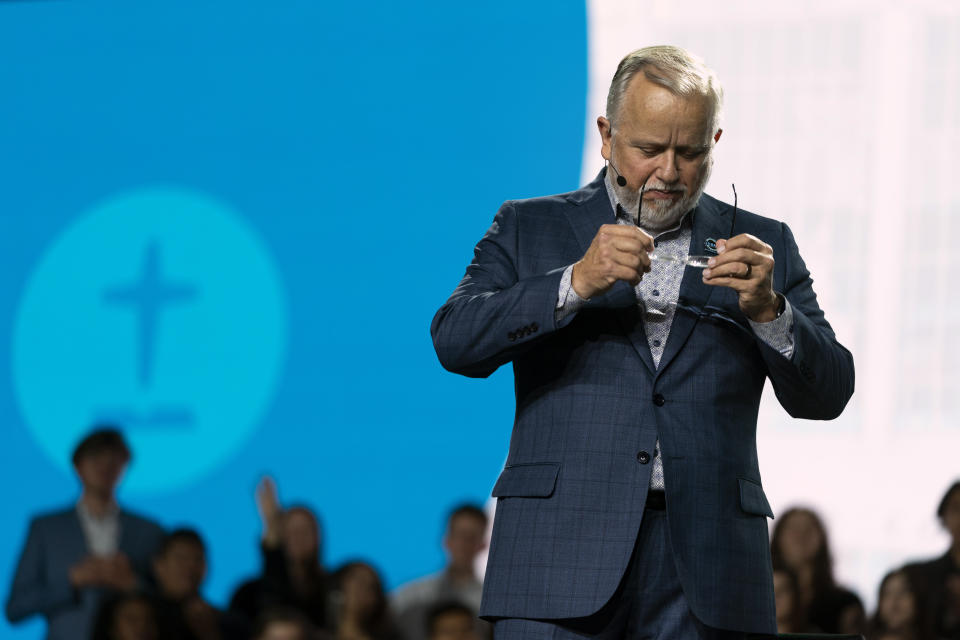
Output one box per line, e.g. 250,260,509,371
76,498,120,523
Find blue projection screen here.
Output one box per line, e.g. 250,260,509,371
0,2,586,637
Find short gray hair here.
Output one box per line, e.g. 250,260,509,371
606,45,723,132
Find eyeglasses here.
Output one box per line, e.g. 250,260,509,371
672,299,755,340
645,184,752,338
649,183,737,268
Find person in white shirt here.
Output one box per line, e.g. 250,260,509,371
5,427,165,640
391,504,488,640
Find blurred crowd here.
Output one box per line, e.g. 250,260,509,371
769,495,960,640
4,428,488,640
4,427,959,640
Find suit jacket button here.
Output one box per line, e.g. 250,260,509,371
507,331,516,342
653,394,665,407
531,322,539,332
637,451,650,464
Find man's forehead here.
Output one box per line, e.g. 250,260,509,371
618,117,715,146
618,113,715,144
618,76,716,139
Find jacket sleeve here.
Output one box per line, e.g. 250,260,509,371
759,222,855,419
5,519,77,623
431,201,573,378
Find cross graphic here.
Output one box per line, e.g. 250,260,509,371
103,240,198,388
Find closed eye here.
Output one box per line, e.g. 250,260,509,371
633,145,707,160
679,147,708,160
636,146,663,157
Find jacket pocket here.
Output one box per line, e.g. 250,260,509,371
491,463,561,498
738,477,774,518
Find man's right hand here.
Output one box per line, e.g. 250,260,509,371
69,554,137,590
69,557,102,588
572,224,654,299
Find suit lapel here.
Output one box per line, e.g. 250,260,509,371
563,173,615,260
63,509,90,559
564,172,654,374
118,511,135,553
616,304,655,374
655,196,731,377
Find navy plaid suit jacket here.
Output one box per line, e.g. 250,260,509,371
430,172,854,634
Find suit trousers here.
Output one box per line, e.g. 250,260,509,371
493,507,747,639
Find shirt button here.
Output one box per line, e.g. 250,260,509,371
652,289,660,296
637,451,651,464
653,394,665,406
652,339,661,347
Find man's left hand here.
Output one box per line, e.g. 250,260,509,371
99,553,137,591
702,235,780,322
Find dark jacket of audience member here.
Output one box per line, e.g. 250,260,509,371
902,480,960,640
231,542,331,631
229,479,331,631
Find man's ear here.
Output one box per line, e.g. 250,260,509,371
714,128,723,144
597,116,612,160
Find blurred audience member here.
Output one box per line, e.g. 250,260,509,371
773,567,813,634
4,427,165,640
331,561,403,640
230,478,331,631
152,528,248,640
391,505,487,640
251,607,328,640
903,480,960,639
867,569,924,640
830,587,868,636
425,602,482,640
91,592,159,640
771,506,864,634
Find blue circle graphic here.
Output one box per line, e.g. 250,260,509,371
12,187,288,493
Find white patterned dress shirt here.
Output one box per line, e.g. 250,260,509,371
556,173,795,490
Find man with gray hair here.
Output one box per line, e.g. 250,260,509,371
431,45,854,639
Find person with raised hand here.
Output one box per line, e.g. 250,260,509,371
230,477,331,632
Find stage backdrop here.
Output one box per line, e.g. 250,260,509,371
1,1,958,638
0,2,586,637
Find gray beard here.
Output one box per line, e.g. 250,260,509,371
613,159,713,233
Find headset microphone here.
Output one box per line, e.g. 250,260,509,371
608,159,628,187
607,156,652,219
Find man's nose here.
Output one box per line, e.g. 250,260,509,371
655,150,679,183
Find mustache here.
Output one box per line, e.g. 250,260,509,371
640,181,686,193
